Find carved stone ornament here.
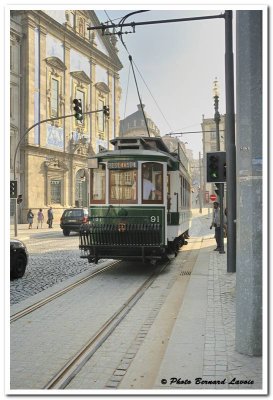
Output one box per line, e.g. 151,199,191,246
44,157,69,171
70,137,89,156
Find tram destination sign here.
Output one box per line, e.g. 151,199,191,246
108,160,137,170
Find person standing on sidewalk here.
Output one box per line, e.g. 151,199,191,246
27,209,34,229
37,208,44,229
210,201,221,251
47,207,54,228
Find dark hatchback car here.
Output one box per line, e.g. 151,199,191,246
60,208,89,236
10,239,29,279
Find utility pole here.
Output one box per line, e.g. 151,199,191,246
225,11,236,272
213,79,225,254
199,152,203,214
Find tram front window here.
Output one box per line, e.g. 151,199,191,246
109,169,137,204
90,164,106,203
142,162,163,203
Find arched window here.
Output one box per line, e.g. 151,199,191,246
142,162,163,204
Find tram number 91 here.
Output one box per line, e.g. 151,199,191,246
150,216,160,223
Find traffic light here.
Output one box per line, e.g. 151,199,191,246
206,151,226,183
17,194,23,204
73,99,83,122
103,105,110,118
10,180,17,198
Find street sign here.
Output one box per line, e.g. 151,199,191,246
210,194,217,202
10,180,17,198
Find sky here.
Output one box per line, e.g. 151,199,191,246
96,8,226,159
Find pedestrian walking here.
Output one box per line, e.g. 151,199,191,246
210,201,221,251
47,206,54,228
27,209,34,229
37,208,44,229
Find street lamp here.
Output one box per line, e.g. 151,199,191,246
213,78,225,254
213,78,221,151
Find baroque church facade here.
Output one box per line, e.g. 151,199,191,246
10,10,122,222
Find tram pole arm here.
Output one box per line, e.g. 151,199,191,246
12,108,103,238
13,109,104,181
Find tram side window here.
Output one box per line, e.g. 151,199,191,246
142,162,163,203
109,169,137,204
90,164,106,203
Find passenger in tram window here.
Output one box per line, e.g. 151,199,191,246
143,171,162,201
155,174,163,200
143,171,156,200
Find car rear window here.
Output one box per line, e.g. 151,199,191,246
63,210,83,218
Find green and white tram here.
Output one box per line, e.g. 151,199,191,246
79,136,192,264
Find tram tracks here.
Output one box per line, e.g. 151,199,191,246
10,260,120,323
43,260,170,390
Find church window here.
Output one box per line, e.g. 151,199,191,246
51,78,59,117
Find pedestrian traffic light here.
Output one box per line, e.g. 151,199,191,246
17,194,23,204
103,105,110,118
206,151,226,183
73,99,83,122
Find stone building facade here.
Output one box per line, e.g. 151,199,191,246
10,10,122,222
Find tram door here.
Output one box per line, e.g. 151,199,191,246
75,169,88,207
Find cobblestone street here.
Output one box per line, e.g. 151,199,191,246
10,230,98,305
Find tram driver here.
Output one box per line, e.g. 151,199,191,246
143,171,162,201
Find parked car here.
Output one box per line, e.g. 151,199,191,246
10,239,28,279
60,208,89,236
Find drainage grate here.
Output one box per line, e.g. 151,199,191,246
180,270,192,276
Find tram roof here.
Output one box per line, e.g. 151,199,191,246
88,136,191,174
110,136,170,153
91,149,175,164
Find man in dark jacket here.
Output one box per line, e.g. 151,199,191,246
47,207,54,228
210,201,221,251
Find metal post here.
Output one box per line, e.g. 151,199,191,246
225,10,236,272
199,152,203,214
213,79,225,254
14,199,18,237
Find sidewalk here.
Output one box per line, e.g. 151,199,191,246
10,224,61,241
152,234,264,393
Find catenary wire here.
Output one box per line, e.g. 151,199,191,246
104,11,173,136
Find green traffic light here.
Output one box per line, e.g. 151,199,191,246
208,155,219,179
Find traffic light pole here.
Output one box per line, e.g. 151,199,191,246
12,108,105,236
225,11,236,272
213,87,225,254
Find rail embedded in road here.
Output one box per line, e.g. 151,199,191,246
43,260,170,390
10,260,120,323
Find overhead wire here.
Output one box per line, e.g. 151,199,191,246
132,61,173,132
103,11,174,137
118,11,152,137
